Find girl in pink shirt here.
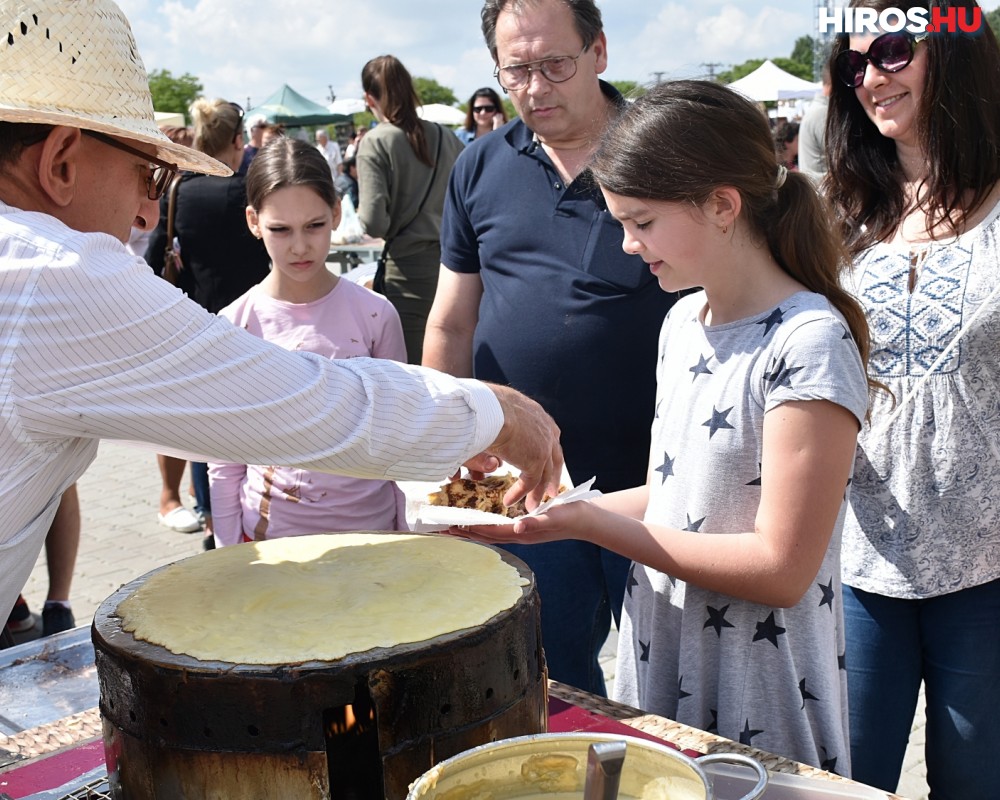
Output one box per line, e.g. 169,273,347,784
208,138,408,546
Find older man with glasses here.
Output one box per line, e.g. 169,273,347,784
0,0,563,636
424,0,679,697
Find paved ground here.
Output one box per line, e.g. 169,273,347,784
17,440,929,799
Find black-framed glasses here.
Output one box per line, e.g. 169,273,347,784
835,30,927,88
473,104,498,113
229,102,245,141
82,129,178,201
494,45,588,92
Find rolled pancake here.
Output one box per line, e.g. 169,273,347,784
117,532,528,665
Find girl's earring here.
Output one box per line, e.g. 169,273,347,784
722,225,728,235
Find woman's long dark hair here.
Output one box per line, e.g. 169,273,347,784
462,87,507,133
824,0,1000,256
590,80,876,397
361,55,432,167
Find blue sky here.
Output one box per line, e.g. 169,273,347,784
116,0,1000,111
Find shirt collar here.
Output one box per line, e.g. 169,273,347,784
510,79,625,154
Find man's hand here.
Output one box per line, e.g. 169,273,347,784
465,384,562,510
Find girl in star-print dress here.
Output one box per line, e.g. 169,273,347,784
456,81,876,774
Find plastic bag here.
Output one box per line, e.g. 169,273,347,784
331,194,365,244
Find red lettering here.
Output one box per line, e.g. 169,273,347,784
930,5,982,33
958,6,982,33
930,6,956,32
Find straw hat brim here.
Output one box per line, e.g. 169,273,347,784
0,106,232,177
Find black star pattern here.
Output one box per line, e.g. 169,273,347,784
739,719,765,746
639,640,650,662
746,463,762,487
752,611,787,649
799,678,820,709
838,651,846,671
654,453,674,483
626,564,639,598
757,307,784,337
707,708,719,733
818,578,835,612
820,749,840,775
702,405,735,438
683,513,706,532
689,353,713,380
762,356,805,389
704,604,736,637
678,676,692,700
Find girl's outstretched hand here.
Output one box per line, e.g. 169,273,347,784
449,500,599,546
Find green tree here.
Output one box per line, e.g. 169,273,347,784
987,6,1000,34
147,69,203,123
717,59,765,84
772,57,813,81
790,35,815,71
413,77,458,106
610,80,645,99
718,56,813,84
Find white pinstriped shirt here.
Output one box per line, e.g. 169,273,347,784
0,202,502,618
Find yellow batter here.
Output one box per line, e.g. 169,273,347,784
117,533,528,664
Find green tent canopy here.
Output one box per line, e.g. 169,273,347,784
247,84,349,127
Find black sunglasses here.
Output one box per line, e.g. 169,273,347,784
229,102,245,141
473,104,497,113
81,129,178,201
835,30,927,89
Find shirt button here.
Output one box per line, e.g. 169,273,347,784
554,182,562,189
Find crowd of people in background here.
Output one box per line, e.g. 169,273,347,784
3,0,998,798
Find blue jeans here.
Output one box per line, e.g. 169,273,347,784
500,540,629,697
843,580,1000,799
190,461,210,517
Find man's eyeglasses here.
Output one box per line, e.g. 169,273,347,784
82,129,178,201
835,30,927,89
494,45,588,92
229,102,245,142
473,104,498,113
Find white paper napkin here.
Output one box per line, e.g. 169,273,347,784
409,476,600,532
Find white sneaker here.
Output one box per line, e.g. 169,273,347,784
158,506,203,533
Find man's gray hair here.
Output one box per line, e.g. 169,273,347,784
480,0,604,61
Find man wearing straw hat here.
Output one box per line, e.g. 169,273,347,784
0,0,563,626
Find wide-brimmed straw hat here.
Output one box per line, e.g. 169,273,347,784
0,0,230,176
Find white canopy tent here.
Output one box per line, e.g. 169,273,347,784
417,103,466,126
328,97,367,116
728,60,821,102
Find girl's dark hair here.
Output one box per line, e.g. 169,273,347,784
361,55,432,167
590,80,876,396
481,0,603,60
824,0,1000,256
245,137,338,211
462,87,508,132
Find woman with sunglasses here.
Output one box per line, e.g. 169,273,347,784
145,98,271,548
456,87,509,144
825,1,1000,796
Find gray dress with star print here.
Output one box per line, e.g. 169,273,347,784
615,290,870,775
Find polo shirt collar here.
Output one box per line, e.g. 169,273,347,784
509,79,626,154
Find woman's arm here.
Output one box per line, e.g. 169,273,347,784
356,135,391,239
469,399,859,608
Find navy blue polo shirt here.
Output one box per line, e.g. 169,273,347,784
440,85,677,491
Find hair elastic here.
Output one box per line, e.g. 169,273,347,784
775,165,788,189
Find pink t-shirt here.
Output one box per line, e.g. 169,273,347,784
209,280,408,545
